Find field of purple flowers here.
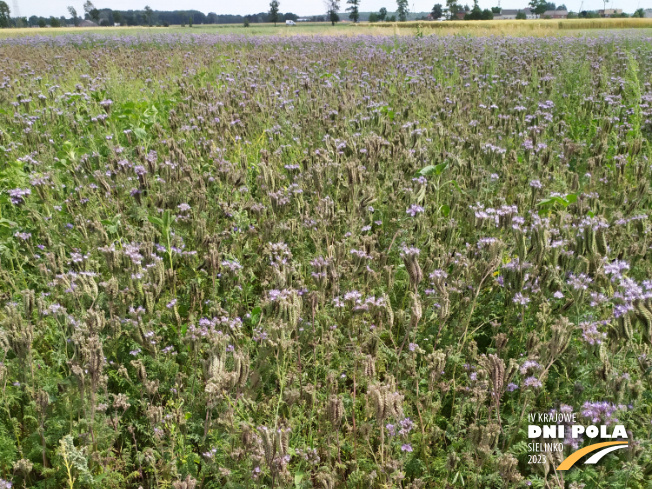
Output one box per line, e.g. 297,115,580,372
0,32,652,489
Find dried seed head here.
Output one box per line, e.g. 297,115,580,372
172,475,197,489
22,289,35,318
3,304,33,359
317,472,335,489
498,453,522,483
13,459,33,475
494,333,508,353
83,335,105,385
327,395,344,426
368,382,403,421
363,355,376,378
479,353,506,398
35,389,49,414
410,292,422,329
130,360,147,381
545,317,572,363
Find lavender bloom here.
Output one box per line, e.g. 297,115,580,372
507,382,519,392
566,273,593,291
8,188,31,205
406,204,425,217
399,245,420,257
581,401,627,425
529,180,542,189
221,259,242,272
523,376,542,389
520,360,541,375
604,260,629,281
399,417,415,435
580,321,608,345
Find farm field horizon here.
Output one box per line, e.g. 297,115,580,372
0,27,651,489
1,17,652,38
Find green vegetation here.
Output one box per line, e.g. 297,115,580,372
0,30,651,489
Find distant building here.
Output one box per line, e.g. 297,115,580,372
78,19,99,27
543,9,568,18
645,9,652,18
598,8,623,17
496,8,536,19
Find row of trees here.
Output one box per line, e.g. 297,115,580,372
267,0,412,25
431,0,643,20
0,1,303,28
1,0,646,29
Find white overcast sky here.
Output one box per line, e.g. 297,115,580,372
15,0,649,18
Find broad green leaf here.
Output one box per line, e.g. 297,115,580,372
133,127,147,140
148,216,163,228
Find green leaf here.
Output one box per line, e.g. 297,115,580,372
250,306,262,325
440,204,450,217
133,127,147,140
450,179,466,194
0,218,16,228
418,165,436,176
419,161,448,177
162,210,173,230
144,105,158,118
380,105,395,121
537,196,568,208
294,472,306,487
148,216,163,228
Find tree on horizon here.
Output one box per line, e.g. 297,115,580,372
346,0,361,22
432,3,443,18
269,0,280,26
325,0,341,25
397,0,409,21
0,1,10,28
68,6,79,26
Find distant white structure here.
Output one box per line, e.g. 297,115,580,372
644,9,652,18
495,8,536,19
286,20,296,25
598,8,622,17
542,9,568,18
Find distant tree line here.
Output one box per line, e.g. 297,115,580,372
16,10,303,28
0,0,644,29
0,1,305,28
